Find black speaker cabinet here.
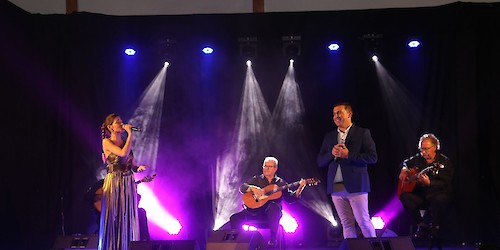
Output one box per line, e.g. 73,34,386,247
340,236,415,250
52,234,98,250
206,230,267,250
129,240,199,250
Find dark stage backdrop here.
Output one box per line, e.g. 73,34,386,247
1,1,499,249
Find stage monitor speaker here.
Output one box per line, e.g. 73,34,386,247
206,229,266,250
129,240,199,250
52,234,98,250
340,236,415,250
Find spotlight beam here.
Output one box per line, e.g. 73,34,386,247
213,62,271,230
374,62,422,153
268,61,337,227
128,66,168,175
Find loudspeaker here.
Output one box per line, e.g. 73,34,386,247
206,230,266,250
52,234,98,250
340,236,415,250
129,240,199,250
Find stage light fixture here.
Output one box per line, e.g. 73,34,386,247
361,33,383,60
202,47,214,54
279,211,299,233
328,43,340,51
238,36,258,59
371,216,385,229
164,61,170,67
282,35,301,58
408,40,420,48
246,60,252,66
124,48,136,56
157,38,177,62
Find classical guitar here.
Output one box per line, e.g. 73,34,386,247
94,174,156,212
397,165,438,198
242,177,320,209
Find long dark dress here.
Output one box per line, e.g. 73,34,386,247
98,151,140,250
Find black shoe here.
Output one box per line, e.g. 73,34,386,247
414,223,430,239
268,239,278,248
428,225,440,240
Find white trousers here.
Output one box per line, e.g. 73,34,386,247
331,185,376,238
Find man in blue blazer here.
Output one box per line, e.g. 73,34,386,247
317,102,377,238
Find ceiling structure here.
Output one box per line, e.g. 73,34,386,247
8,0,500,15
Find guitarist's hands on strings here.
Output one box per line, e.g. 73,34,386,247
417,173,430,186
296,179,307,197
399,166,430,186
249,179,307,198
247,185,265,199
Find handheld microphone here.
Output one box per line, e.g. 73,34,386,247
123,124,142,132
334,138,346,161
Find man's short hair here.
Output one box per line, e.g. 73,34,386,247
418,133,441,150
263,156,278,167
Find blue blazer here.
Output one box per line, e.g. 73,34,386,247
317,124,377,194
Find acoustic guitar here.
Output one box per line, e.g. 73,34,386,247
94,174,156,212
397,165,438,198
242,177,320,209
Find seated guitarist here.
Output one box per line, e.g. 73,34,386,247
398,133,454,240
229,156,306,247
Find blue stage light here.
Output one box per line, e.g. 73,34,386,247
328,43,340,51
408,40,420,48
202,47,214,54
124,48,136,56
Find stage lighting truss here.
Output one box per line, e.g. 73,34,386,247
361,33,383,58
158,38,177,61
238,36,258,59
282,35,301,58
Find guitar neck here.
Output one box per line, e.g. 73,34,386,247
409,166,435,181
267,181,300,194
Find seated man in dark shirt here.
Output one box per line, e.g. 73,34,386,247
398,133,454,239
229,156,306,247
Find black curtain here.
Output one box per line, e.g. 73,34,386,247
1,1,499,249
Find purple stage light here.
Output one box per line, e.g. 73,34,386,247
242,224,258,231
371,216,385,229
241,210,299,233
137,185,182,235
280,210,298,233
373,194,406,228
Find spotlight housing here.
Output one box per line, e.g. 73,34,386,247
238,37,258,59
282,35,301,58
408,40,421,48
202,47,214,54
328,43,340,51
124,48,136,56
361,33,383,59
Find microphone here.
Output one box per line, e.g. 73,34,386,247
123,124,142,132
334,138,346,161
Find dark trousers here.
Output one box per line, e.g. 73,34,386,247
138,208,150,240
229,202,282,240
400,191,451,226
